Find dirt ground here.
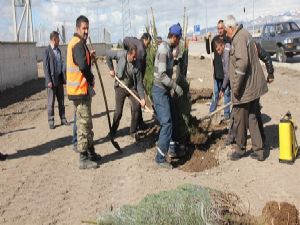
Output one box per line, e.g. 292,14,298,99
0,57,300,225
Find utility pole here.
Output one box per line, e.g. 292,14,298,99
205,0,208,35
121,0,131,39
252,0,254,35
244,0,248,30
12,0,34,42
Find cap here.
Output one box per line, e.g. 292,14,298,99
169,23,182,37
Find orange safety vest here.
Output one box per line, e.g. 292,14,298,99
66,36,91,97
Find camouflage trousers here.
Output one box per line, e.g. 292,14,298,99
73,98,94,153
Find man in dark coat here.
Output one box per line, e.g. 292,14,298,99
123,33,151,129
43,31,69,129
106,45,146,142
205,20,231,120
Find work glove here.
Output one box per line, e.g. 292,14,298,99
174,84,183,97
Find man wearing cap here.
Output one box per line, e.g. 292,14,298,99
152,23,184,169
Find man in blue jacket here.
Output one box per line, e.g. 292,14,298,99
43,31,69,129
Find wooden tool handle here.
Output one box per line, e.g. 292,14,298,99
114,76,154,115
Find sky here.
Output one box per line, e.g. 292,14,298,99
0,0,299,44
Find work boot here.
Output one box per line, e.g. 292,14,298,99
168,142,186,158
61,118,70,126
157,161,173,169
79,152,98,169
87,146,102,162
168,141,176,158
138,121,149,130
49,121,55,129
230,150,246,161
175,144,186,158
128,133,140,143
250,150,265,161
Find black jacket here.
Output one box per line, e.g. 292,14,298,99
72,34,94,87
255,42,274,80
205,34,230,80
43,45,65,88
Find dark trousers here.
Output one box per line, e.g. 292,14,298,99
47,85,66,123
111,86,140,135
255,100,266,143
232,99,263,152
228,98,265,145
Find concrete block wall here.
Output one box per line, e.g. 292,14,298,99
36,43,112,62
0,42,112,92
0,42,37,92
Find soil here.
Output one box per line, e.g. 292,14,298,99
182,120,228,172
262,201,299,225
1,58,300,225
190,87,213,104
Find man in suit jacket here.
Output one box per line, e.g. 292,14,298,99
43,31,69,129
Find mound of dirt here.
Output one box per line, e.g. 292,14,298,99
190,88,213,104
188,116,212,145
181,120,228,172
262,201,299,225
181,149,218,172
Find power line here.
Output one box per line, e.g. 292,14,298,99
122,0,132,39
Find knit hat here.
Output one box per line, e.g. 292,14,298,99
169,23,182,37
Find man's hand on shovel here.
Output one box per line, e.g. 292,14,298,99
219,90,224,99
109,70,115,78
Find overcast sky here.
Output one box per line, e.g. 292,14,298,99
0,0,299,44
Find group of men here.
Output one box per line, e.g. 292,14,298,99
205,15,274,162
39,14,274,169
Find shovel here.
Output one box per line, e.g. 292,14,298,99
114,76,154,115
199,101,232,121
88,37,122,153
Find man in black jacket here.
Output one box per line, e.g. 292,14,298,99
66,15,100,169
43,31,69,129
106,46,146,142
205,19,231,120
123,33,151,130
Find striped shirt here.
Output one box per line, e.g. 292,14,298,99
153,41,177,90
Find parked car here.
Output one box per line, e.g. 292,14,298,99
257,21,300,62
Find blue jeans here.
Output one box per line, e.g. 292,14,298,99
72,112,77,146
152,85,172,163
209,79,231,118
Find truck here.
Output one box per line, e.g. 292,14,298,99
257,21,300,62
